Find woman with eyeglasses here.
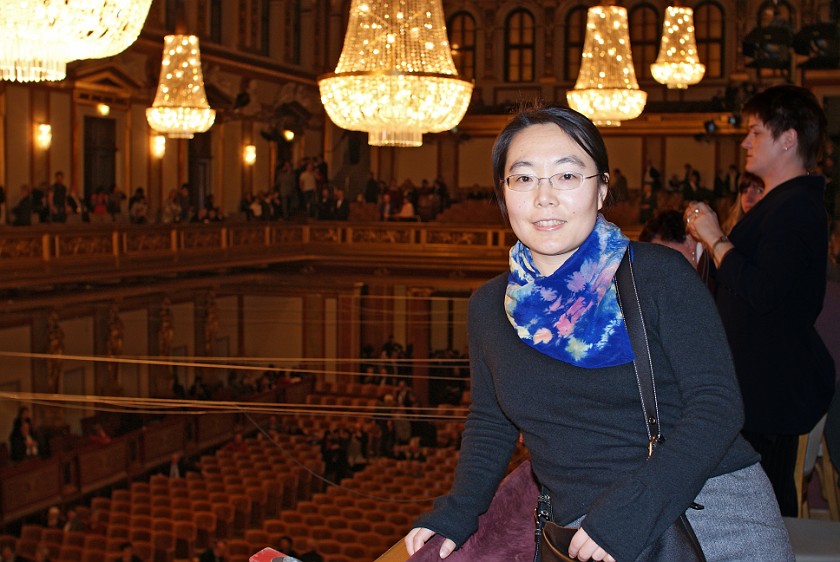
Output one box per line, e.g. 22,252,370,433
685,85,835,518
404,105,792,561
720,172,765,235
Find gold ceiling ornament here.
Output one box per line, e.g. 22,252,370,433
566,5,647,127
146,34,216,139
318,0,474,148
0,0,151,83
651,5,705,89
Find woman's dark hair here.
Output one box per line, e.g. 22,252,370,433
741,84,827,169
491,104,610,217
638,210,687,244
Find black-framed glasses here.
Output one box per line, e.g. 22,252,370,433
503,172,602,192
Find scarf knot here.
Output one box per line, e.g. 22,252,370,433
505,215,634,368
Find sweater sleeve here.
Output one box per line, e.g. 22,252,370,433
716,193,823,314
412,285,520,547
580,245,747,562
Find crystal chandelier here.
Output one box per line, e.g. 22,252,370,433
318,0,474,148
566,5,647,127
0,0,151,83
146,35,216,139
651,6,705,89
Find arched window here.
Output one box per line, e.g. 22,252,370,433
757,0,795,28
505,9,535,82
448,12,477,80
564,6,588,82
629,4,659,81
695,1,724,78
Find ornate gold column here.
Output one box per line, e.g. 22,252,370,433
406,287,433,406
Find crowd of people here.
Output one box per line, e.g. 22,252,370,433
630,146,835,227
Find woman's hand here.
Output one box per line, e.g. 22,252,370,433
405,527,457,559
683,202,723,246
568,528,616,562
684,202,733,267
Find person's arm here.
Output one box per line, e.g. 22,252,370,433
408,288,519,553
715,201,823,314
580,247,746,562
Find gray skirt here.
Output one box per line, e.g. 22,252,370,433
564,463,793,561
684,462,793,562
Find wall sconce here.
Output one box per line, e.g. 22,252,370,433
96,103,111,116
35,123,52,150
151,134,166,158
243,144,256,165
282,129,295,142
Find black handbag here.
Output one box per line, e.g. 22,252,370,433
534,250,707,562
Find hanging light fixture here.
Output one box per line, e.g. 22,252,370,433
318,0,473,148
651,5,705,89
567,5,647,127
146,34,216,139
0,0,151,83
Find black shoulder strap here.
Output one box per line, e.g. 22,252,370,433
615,247,662,454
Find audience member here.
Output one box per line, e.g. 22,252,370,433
333,188,350,220
45,506,63,529
49,171,68,223
278,537,298,559
9,406,41,462
0,544,20,562
87,423,111,446
63,508,86,532
610,168,628,202
33,545,51,562
721,172,765,235
11,184,33,226
299,163,318,218
66,186,87,222
199,540,227,562
116,542,142,562
639,210,706,281
296,537,323,562
89,188,109,223
637,183,656,224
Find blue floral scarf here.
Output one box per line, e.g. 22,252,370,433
504,214,634,368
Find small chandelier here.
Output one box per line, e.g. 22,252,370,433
318,0,473,148
651,5,705,89
146,35,216,139
0,0,151,83
566,5,647,127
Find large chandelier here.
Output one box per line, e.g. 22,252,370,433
318,0,474,148
0,0,151,83
651,6,705,89
566,5,647,127
146,35,216,139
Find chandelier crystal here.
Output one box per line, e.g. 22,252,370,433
566,5,647,127
318,0,474,148
0,0,151,83
146,35,216,139
651,6,705,89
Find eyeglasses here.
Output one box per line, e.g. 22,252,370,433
504,172,602,192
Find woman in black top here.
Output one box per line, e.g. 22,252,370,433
686,85,835,517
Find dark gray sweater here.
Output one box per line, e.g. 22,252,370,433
415,242,759,562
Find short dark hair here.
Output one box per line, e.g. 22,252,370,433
741,84,827,169
638,210,686,244
491,104,610,218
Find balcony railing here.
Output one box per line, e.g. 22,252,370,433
0,221,516,290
